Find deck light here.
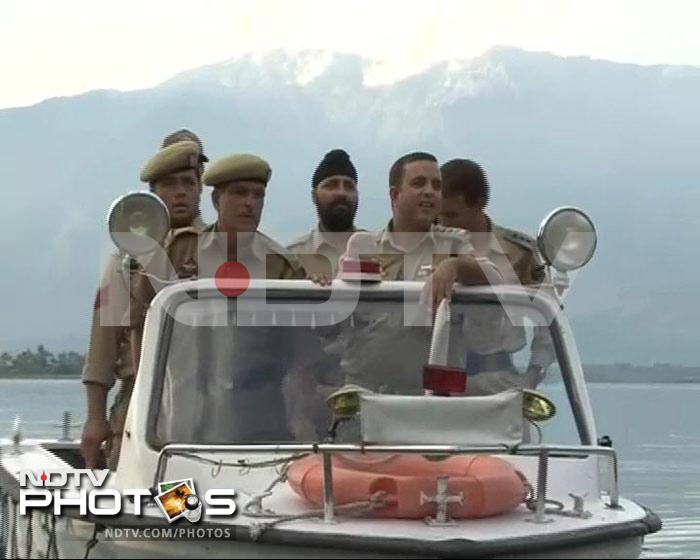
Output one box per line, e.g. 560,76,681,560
107,192,170,257
537,207,597,272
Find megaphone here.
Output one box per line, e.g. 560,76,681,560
107,192,170,257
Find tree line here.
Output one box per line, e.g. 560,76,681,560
0,345,84,377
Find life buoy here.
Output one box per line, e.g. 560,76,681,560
287,454,528,519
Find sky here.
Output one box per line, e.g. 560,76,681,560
2,0,699,109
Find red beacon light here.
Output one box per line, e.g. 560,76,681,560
423,364,467,396
423,299,467,396
339,231,383,282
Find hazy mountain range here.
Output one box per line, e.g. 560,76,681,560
0,46,697,365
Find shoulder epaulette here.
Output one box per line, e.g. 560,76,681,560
493,224,537,253
432,225,471,254
432,224,470,238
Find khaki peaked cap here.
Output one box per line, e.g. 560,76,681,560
140,140,203,182
203,154,272,187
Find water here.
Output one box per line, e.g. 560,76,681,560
0,378,85,440
0,379,698,557
588,384,700,559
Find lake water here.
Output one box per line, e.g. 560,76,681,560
0,379,698,558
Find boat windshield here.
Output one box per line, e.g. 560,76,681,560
152,292,578,447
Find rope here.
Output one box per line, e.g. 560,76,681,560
24,510,32,559
524,489,565,513
83,525,100,559
242,462,294,517
10,497,18,560
247,491,388,541
45,513,59,560
235,453,389,541
523,481,565,514
0,488,8,559
168,451,310,476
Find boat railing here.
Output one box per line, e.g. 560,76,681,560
154,442,620,524
2,411,82,448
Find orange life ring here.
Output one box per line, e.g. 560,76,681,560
287,454,528,519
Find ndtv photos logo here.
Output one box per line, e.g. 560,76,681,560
19,470,237,523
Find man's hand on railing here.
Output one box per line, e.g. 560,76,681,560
307,272,333,287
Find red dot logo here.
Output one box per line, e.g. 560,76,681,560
215,261,251,297
40,472,47,484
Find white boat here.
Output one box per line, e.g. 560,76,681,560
0,205,661,559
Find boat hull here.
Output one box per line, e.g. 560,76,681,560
1,501,660,559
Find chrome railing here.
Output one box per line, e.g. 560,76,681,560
2,412,82,451
154,442,621,523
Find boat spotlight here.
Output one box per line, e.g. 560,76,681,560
108,192,170,257
522,389,557,422
537,207,597,272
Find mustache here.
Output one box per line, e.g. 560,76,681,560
329,198,353,208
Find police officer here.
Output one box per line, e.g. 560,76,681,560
373,152,501,297
81,132,208,469
129,153,305,363
337,152,502,393
137,153,304,288
128,154,309,443
439,158,545,285
439,158,554,391
288,149,363,277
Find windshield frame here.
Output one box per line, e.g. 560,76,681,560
142,280,596,451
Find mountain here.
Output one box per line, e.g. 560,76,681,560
0,46,698,365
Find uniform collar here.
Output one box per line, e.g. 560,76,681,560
190,214,207,231
376,220,435,252
313,223,357,252
200,223,266,262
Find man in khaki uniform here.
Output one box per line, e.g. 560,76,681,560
439,159,545,285
287,149,363,277
337,152,502,393
374,152,501,291
129,153,305,362
81,132,208,469
137,153,303,286
129,154,310,443
439,158,555,394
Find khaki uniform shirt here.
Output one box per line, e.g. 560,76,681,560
340,222,500,393
470,218,554,375
373,222,499,281
162,224,305,282
485,220,546,286
287,226,363,277
82,216,207,388
129,225,305,361
129,226,308,444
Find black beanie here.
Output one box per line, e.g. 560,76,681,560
312,149,358,189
